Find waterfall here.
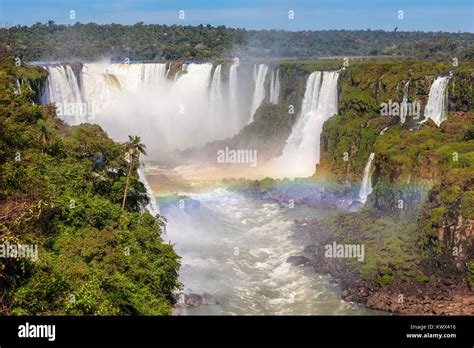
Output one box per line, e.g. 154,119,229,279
173,63,187,82
81,63,123,117
42,65,85,125
40,61,281,156
249,64,269,123
14,79,21,95
102,62,167,91
43,63,168,125
400,81,410,125
358,153,375,204
162,63,214,147
228,63,239,133
40,62,240,153
137,167,160,216
209,64,223,138
422,76,450,127
269,68,280,104
272,71,339,178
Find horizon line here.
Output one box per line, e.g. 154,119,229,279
1,21,473,34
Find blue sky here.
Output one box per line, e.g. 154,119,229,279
1,0,473,32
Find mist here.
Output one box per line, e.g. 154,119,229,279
44,61,274,161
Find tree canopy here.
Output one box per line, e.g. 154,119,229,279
2,22,473,62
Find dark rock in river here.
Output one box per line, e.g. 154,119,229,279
176,292,219,307
202,292,219,305
286,255,310,266
184,293,202,307
303,244,320,256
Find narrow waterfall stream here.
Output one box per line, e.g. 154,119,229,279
228,63,239,134
249,64,269,123
423,76,450,127
358,153,375,204
137,167,160,216
269,67,280,104
400,81,410,125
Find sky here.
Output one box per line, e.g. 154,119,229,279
1,0,473,32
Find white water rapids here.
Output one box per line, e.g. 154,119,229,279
155,179,377,315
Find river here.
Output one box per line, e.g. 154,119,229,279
146,163,380,315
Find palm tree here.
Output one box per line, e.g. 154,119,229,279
121,135,147,211
38,120,53,148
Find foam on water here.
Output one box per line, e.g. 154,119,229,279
162,187,379,315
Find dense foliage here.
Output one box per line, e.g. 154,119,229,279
1,22,473,62
0,58,181,315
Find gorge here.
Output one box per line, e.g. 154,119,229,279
33,57,474,315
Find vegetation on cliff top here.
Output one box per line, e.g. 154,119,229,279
2,22,473,62
318,60,473,183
